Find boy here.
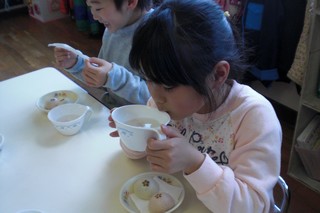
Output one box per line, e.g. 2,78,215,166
54,0,153,108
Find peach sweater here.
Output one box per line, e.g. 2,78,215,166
121,80,282,213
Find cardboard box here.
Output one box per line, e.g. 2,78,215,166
295,114,320,181
297,115,320,149
28,0,67,22
295,145,320,181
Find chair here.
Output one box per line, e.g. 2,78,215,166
274,176,290,213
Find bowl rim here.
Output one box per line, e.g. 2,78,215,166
36,90,79,113
47,103,90,125
112,105,170,130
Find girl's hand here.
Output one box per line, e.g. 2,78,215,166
146,125,205,174
108,109,146,159
108,108,119,137
82,57,112,87
54,47,77,69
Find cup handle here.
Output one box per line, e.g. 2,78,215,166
157,131,166,140
84,106,93,122
150,128,166,140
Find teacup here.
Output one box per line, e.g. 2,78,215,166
112,105,170,152
48,103,93,136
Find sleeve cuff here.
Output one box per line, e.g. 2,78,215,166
105,62,116,88
64,56,85,73
184,153,223,194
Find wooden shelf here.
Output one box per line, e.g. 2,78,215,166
288,156,320,194
0,0,26,13
288,0,320,194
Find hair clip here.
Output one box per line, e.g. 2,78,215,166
224,11,230,18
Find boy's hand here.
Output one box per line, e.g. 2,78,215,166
54,47,77,69
83,57,113,87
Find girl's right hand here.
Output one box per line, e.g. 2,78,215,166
53,47,77,69
146,125,205,174
108,108,119,137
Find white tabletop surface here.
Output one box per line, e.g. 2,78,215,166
0,67,209,213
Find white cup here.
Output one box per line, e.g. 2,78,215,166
112,105,170,152
48,103,93,136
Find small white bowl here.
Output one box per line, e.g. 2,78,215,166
120,172,185,213
47,103,93,136
36,90,78,113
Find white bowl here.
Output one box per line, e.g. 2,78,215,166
36,90,78,113
120,172,185,213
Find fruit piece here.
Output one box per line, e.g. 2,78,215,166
148,192,175,213
133,177,159,200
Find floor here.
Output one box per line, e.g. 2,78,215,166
1,8,320,213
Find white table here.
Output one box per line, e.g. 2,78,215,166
0,67,209,213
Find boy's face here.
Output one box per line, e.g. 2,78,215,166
147,81,207,120
86,0,133,33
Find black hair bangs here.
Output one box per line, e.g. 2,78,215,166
130,8,192,88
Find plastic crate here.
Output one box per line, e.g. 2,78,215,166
28,0,67,22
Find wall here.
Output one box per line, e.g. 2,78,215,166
251,80,300,111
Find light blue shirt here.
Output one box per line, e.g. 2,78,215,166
66,11,152,108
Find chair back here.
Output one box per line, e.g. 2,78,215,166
274,176,290,213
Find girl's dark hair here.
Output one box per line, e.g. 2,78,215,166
114,0,153,11
130,0,247,101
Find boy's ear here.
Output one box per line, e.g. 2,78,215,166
127,0,139,9
208,61,230,89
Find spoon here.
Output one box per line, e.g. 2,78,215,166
144,123,152,128
48,43,89,60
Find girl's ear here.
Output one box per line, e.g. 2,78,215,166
208,61,230,89
127,0,139,9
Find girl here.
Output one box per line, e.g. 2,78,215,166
110,0,282,212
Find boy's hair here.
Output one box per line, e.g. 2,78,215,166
114,0,153,11
130,0,247,104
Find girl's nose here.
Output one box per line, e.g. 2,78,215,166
91,13,99,21
153,96,166,109
152,92,166,105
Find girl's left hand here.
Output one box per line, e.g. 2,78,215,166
108,108,119,137
146,125,205,174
